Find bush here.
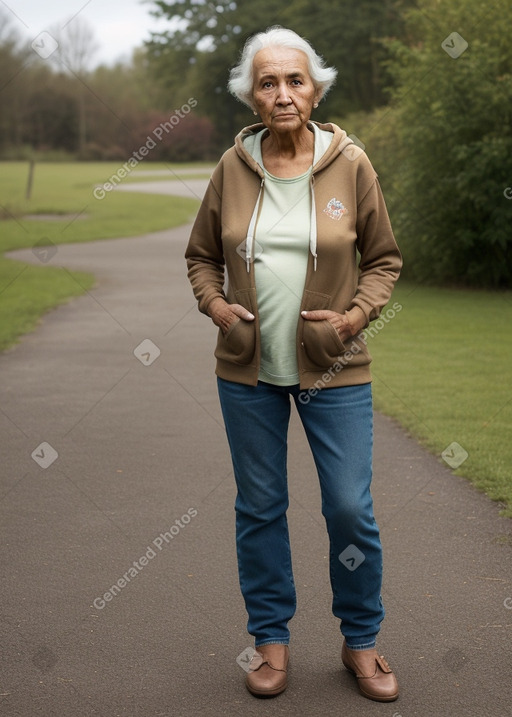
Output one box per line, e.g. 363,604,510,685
380,0,512,288
131,111,216,162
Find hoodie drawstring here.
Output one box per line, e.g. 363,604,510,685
309,175,317,271
244,172,319,272
245,177,264,272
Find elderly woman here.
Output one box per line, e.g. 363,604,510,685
185,26,402,702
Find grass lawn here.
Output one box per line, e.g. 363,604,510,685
0,161,201,350
368,281,512,517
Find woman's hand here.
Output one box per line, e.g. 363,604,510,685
301,306,366,343
208,297,255,335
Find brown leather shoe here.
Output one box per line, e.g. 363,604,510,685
341,641,399,702
245,644,289,698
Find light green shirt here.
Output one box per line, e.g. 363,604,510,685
244,124,333,385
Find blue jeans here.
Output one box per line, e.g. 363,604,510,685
217,378,385,650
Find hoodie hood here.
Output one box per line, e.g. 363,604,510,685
234,121,354,174
233,122,355,271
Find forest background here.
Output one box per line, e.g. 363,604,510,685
1,0,511,285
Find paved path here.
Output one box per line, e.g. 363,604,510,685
128,167,216,177
1,219,512,716
114,167,215,200
115,179,211,199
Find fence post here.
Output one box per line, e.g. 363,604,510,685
26,159,35,200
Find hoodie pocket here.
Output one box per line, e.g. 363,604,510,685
302,318,346,368
214,289,256,366
300,290,369,370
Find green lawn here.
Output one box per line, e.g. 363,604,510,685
368,281,512,517
0,161,201,350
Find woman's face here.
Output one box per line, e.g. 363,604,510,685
251,46,320,134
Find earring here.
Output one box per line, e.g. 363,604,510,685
313,102,318,108
253,111,258,116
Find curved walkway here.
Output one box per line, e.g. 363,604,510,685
1,189,511,716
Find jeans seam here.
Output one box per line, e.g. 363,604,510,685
344,639,377,650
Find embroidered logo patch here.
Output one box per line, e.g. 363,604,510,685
323,197,347,221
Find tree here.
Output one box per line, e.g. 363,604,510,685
384,0,512,287
49,17,99,154
280,0,415,114
145,0,277,148
23,66,78,152
145,0,416,148
0,7,31,152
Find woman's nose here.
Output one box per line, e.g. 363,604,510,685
276,83,292,104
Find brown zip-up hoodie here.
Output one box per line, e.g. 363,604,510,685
185,121,402,390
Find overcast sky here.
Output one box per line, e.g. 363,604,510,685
3,0,171,66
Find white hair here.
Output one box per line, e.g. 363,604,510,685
228,26,337,110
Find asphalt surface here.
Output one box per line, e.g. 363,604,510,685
1,197,512,716
116,178,211,199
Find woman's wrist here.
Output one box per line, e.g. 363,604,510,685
344,307,366,335
207,297,227,319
